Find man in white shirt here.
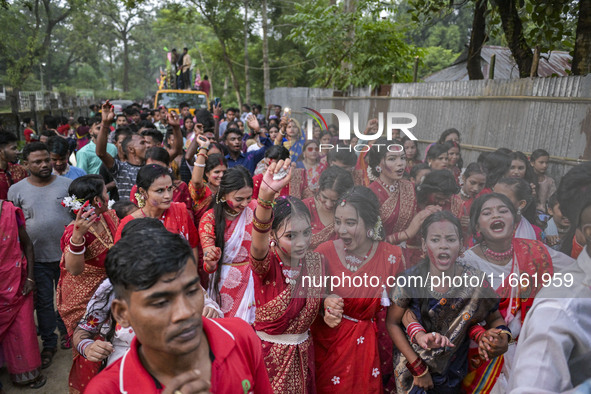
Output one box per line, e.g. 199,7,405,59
509,198,591,393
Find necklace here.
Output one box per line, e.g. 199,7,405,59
343,242,375,272
481,243,514,262
460,189,471,199
224,207,239,218
378,177,398,194
275,249,303,285
88,215,115,250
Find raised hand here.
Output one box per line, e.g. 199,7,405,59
167,111,180,128
260,159,292,198
246,114,260,133
101,100,115,124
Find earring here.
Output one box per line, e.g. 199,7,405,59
270,240,276,247
376,166,382,173
517,208,522,216
367,229,375,239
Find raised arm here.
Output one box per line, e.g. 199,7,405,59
184,123,204,165
96,101,115,169
190,135,210,189
213,103,222,138
166,111,183,161
250,159,292,262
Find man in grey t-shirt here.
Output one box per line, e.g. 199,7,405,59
8,142,72,367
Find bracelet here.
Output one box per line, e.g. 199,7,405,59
213,115,220,119
495,324,513,343
194,163,206,168
197,152,208,158
69,246,86,255
78,339,94,358
26,278,35,284
198,146,210,151
405,357,428,377
406,322,426,344
469,325,486,342
262,179,280,194
403,230,409,240
252,211,274,233
203,261,217,274
70,237,85,247
257,197,274,209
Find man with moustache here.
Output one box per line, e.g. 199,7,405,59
86,227,272,393
7,142,72,368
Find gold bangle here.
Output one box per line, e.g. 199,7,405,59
499,329,514,343
416,366,429,378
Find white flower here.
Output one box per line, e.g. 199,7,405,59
372,368,380,378
357,336,365,345
388,255,397,265
108,200,115,210
331,376,340,385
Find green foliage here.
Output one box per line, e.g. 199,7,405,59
418,46,460,78
288,0,419,89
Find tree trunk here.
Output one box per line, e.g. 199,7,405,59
244,0,250,105
573,0,591,75
109,45,115,90
495,0,533,78
215,28,243,107
262,0,270,96
123,34,130,92
467,0,487,80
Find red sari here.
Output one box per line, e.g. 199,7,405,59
199,200,257,321
451,193,476,247
189,181,215,289
312,241,404,393
0,201,42,384
303,197,337,250
251,250,323,393
462,238,553,393
56,210,119,394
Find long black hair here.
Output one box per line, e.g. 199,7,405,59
416,169,459,206
415,210,463,332
210,165,253,304
478,151,511,188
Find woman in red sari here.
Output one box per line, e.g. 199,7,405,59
0,200,46,389
296,140,327,196
303,166,354,250
401,136,421,174
115,165,198,251
56,175,119,393
200,165,257,323
313,186,404,393
367,138,439,262
460,193,555,392
250,159,323,393
188,134,227,288
129,147,192,211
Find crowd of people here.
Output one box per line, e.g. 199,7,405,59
0,97,590,394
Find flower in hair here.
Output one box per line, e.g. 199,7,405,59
61,195,85,213
340,200,346,207
108,200,115,210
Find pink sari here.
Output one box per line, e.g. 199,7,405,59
0,201,41,384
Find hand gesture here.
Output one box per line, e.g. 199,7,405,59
478,328,508,361
84,340,114,363
246,114,260,133
162,369,210,394
213,103,223,118
414,331,455,350
203,247,222,271
196,134,210,150
101,100,115,124
323,295,344,328
365,118,379,135
260,159,292,197
194,123,204,135
167,111,180,128
279,117,288,133
72,201,99,240
407,205,441,237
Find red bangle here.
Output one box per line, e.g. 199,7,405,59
203,261,217,274
469,325,486,342
213,115,220,119
405,357,428,377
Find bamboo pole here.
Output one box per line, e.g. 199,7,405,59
416,139,588,166
489,54,496,80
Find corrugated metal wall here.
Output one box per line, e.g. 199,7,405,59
266,76,591,179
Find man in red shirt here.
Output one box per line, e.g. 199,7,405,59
86,225,272,394
0,131,28,199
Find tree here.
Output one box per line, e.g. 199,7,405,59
288,0,419,89
573,0,591,74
